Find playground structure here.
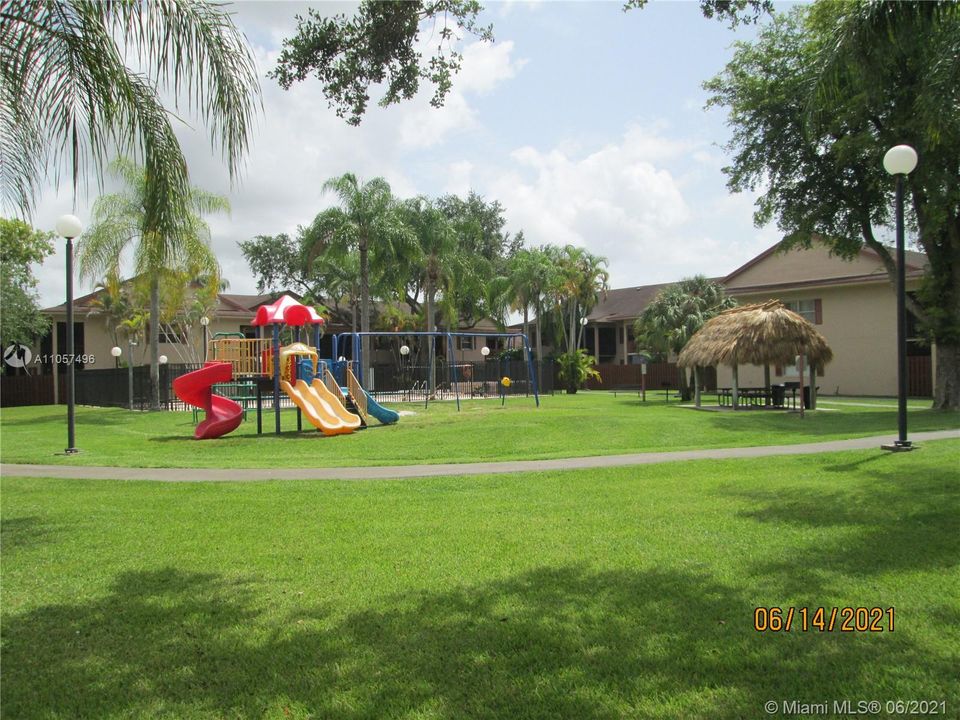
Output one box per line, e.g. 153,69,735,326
173,295,398,439
333,331,540,411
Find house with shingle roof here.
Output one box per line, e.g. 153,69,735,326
579,240,931,397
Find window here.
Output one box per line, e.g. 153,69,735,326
456,335,475,350
784,299,820,324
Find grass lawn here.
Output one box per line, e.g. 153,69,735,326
1,392,956,468
2,441,958,719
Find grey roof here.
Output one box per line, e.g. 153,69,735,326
585,280,723,324
43,287,295,319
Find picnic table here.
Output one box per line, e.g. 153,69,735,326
717,385,796,409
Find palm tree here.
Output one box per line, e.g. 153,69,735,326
547,245,609,356
399,197,461,394
512,246,558,390
1,0,260,221
634,275,736,400
501,246,556,388
317,173,408,375
539,245,608,393
77,157,225,409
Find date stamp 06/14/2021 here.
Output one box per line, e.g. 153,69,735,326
754,606,895,633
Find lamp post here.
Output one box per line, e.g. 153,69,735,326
158,355,168,411
127,339,138,409
111,346,126,409
399,344,410,398
200,316,210,362
56,214,83,454
881,144,918,452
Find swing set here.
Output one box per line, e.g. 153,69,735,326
332,331,540,411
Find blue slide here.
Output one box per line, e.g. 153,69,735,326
329,360,399,425
360,387,400,425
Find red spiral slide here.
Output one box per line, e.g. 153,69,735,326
173,362,244,440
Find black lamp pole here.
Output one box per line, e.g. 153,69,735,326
894,175,909,448
56,214,83,454
881,145,917,452
65,234,77,453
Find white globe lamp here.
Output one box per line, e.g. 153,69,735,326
882,145,918,176
55,214,83,239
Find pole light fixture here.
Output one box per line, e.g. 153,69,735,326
56,214,83,454
111,346,122,358
881,144,917,452
481,346,490,357
200,315,210,362
399,344,410,356
127,339,138,411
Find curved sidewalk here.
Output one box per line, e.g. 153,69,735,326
1,430,956,483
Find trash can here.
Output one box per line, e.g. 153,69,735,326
771,384,785,407
802,385,813,409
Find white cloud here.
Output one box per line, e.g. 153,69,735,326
443,161,475,196
485,125,692,284
458,41,528,95
474,122,779,289
398,40,527,149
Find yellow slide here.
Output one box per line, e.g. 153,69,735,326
310,379,363,430
280,379,358,436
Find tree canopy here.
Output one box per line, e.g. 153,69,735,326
705,1,960,408
0,217,54,348
270,0,491,125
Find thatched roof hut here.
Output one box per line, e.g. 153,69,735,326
678,300,833,369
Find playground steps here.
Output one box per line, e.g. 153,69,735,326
340,387,368,428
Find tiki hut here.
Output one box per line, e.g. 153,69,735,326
678,301,833,414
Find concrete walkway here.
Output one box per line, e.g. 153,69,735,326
2,430,956,483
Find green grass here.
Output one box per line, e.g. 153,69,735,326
2,441,958,718
1,393,957,468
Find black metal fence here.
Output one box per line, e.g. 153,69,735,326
72,363,204,410
14,358,554,411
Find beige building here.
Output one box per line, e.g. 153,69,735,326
581,241,932,397
718,242,930,397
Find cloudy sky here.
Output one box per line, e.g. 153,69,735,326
32,0,786,307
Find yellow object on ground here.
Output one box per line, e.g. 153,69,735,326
310,378,362,430
280,379,355,436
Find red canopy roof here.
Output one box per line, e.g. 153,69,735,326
251,295,325,327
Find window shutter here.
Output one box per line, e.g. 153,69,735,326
817,364,824,377
775,364,783,376
814,299,822,325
